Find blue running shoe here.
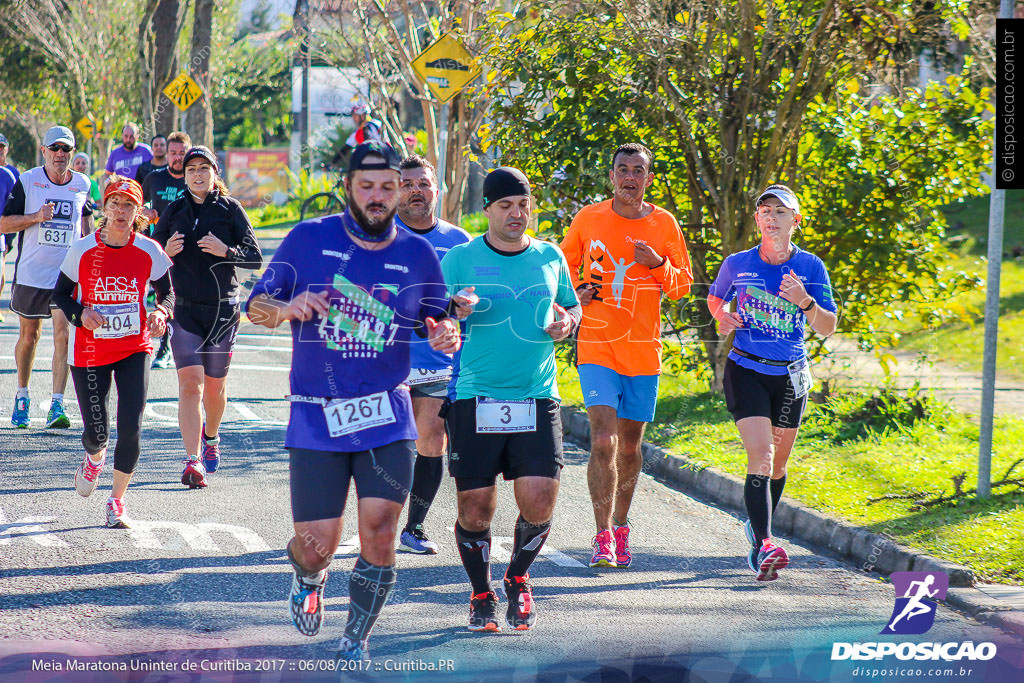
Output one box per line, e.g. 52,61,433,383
202,425,221,473
11,396,29,429
336,637,369,663
744,519,756,548
46,399,71,429
399,525,438,554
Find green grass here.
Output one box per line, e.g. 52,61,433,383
880,195,1024,381
556,363,1024,583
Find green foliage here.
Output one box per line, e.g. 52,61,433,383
285,168,335,203
248,201,300,228
459,212,488,237
212,25,293,149
482,0,994,382
798,80,992,350
803,385,947,442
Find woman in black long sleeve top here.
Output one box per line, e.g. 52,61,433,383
151,146,263,487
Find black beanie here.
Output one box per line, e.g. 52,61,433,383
483,167,531,208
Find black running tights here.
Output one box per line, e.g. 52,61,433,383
70,352,150,474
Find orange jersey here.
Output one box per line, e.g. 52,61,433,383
561,200,693,376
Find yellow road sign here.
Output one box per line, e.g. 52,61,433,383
163,73,203,112
410,32,481,103
75,116,99,139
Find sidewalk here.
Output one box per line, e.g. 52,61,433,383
815,335,1024,416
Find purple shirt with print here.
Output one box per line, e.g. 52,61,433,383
105,144,153,179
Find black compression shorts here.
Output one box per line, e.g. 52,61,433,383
288,439,415,522
722,358,807,429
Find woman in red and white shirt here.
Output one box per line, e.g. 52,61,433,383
54,175,173,528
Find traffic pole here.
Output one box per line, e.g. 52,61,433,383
978,0,1016,499
436,103,448,220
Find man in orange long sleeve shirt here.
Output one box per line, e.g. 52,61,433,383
560,143,693,569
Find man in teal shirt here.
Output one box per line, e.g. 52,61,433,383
441,167,581,633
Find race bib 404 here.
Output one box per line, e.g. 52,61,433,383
93,303,141,339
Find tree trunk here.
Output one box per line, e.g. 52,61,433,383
185,0,214,148
138,0,160,135
153,0,183,135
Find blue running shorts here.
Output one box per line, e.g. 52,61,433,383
577,363,660,423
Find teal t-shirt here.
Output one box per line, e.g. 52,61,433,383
441,235,580,401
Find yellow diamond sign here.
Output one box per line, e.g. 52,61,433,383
410,32,481,103
163,73,203,112
75,116,99,140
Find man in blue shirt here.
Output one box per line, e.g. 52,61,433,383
394,154,471,555
247,142,461,662
441,167,581,632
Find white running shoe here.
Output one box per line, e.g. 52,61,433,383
105,497,130,528
74,453,105,497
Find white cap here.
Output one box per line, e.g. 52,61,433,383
756,187,800,213
43,126,75,148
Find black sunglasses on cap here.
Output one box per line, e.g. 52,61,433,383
47,143,73,153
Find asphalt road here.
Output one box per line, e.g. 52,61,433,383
1,240,1022,682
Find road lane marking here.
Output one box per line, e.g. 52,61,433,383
0,508,70,548
231,401,261,421
128,520,271,553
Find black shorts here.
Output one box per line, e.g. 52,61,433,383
445,397,563,491
288,439,415,523
169,301,239,378
10,284,57,318
409,379,448,400
723,358,807,429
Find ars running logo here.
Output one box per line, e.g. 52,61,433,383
881,571,949,635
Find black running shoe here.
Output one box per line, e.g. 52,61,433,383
504,574,537,630
467,591,500,632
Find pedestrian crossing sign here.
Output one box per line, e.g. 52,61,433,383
410,32,481,103
163,73,203,112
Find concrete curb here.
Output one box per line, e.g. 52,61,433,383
560,405,1024,640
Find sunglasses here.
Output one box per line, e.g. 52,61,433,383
47,144,73,153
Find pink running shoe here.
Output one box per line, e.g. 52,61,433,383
754,540,790,581
589,529,616,568
613,522,632,568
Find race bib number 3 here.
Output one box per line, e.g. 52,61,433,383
407,367,452,386
476,398,536,433
323,391,396,438
39,221,73,248
93,303,141,339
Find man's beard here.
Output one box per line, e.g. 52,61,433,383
170,161,183,175
350,200,396,236
124,141,136,151
401,195,433,222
